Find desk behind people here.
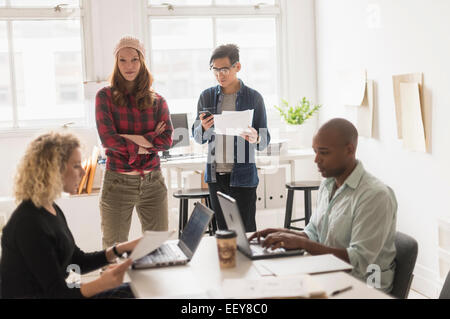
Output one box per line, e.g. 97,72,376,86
159,148,316,195
127,236,391,299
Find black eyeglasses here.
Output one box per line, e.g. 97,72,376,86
210,62,238,76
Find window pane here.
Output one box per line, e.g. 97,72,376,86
215,0,275,5
9,0,79,7
216,18,278,113
150,18,214,114
0,22,13,128
12,20,84,127
149,0,211,5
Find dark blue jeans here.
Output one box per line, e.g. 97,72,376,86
208,173,257,232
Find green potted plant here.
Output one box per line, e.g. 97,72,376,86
274,97,321,126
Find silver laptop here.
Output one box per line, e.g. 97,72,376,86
217,191,304,260
132,202,214,269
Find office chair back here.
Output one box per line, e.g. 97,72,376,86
391,231,418,299
439,271,450,299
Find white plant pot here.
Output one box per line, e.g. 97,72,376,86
281,119,315,149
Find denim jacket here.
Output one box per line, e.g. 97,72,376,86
192,80,270,187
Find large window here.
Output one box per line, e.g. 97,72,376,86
0,0,85,128
147,0,280,117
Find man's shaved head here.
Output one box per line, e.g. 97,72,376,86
317,118,358,149
312,118,359,180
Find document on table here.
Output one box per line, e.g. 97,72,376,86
214,110,254,136
129,230,176,261
221,274,326,299
253,254,353,276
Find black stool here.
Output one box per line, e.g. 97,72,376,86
284,181,321,231
173,188,217,238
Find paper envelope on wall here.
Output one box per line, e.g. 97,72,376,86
399,82,426,152
339,68,367,107
392,73,423,139
356,80,374,138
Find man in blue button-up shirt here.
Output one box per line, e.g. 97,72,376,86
251,118,397,292
192,44,270,232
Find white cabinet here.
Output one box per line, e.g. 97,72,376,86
256,170,265,210
56,193,143,252
257,166,286,210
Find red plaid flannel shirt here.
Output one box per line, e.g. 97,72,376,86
95,87,173,174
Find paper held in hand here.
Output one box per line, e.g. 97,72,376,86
214,110,254,136
129,230,176,261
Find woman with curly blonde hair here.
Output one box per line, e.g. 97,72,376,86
1,132,140,299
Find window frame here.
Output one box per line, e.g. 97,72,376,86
0,0,92,131
145,0,284,120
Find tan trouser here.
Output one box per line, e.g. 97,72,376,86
99,169,168,249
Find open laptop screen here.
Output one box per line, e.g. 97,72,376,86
216,192,253,255
179,203,213,254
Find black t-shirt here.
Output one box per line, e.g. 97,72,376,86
1,200,108,298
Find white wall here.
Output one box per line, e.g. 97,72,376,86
315,0,450,297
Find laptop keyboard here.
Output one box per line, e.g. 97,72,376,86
250,244,286,256
148,244,187,263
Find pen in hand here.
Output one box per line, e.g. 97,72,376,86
330,285,353,297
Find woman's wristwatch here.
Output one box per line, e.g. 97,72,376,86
112,244,123,258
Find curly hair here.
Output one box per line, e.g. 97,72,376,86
109,50,156,110
14,132,81,208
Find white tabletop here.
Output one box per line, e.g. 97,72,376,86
127,236,391,299
159,148,315,167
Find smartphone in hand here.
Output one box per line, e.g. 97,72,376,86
199,110,213,119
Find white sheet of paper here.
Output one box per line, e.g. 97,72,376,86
221,274,325,299
392,73,423,138
129,230,176,261
357,80,374,138
214,109,254,136
399,82,426,152
339,68,367,107
253,254,352,276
